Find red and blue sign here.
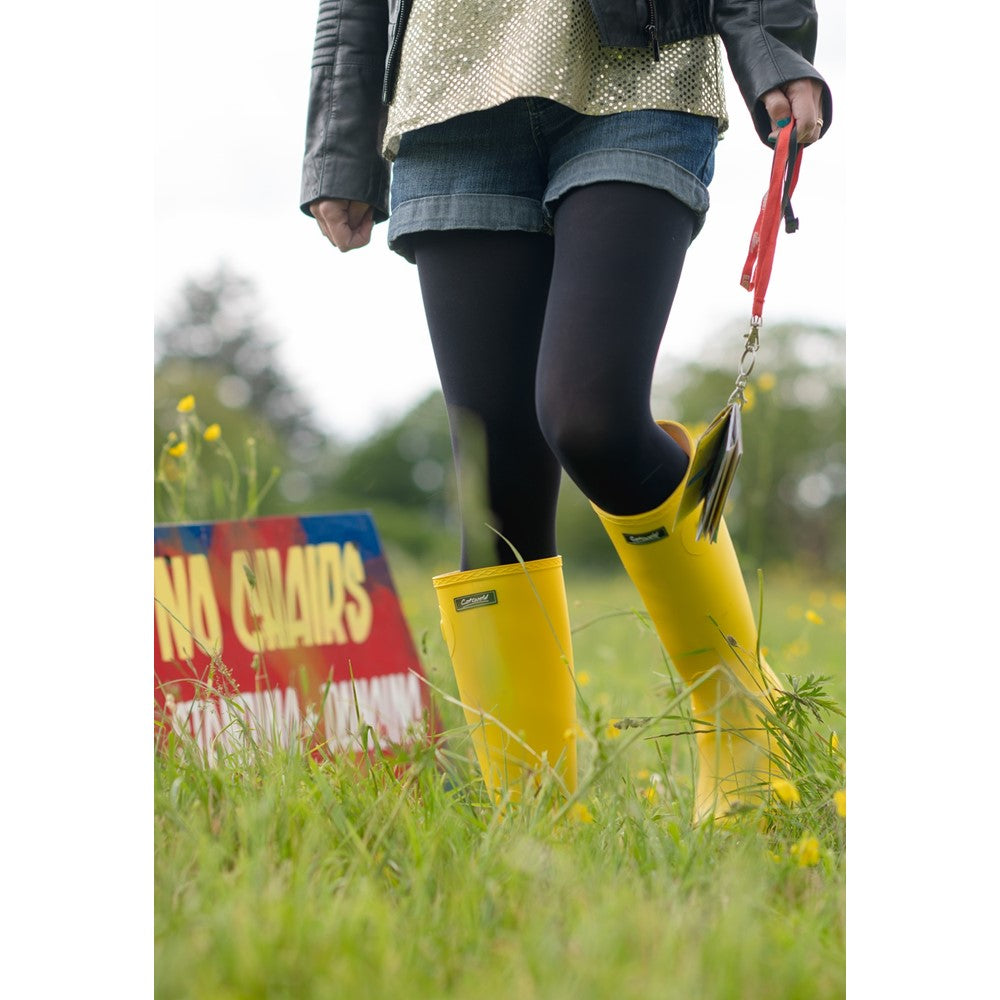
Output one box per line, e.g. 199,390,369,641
154,512,432,758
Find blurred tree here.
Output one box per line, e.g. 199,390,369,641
154,265,342,521
327,391,457,560
334,391,454,520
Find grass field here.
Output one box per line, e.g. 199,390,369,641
155,556,846,1000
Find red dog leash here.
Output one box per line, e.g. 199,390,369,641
686,120,806,542
740,119,803,326
729,119,803,407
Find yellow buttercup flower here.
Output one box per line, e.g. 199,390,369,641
176,394,196,413
805,609,825,625
167,441,187,458
830,732,840,753
791,836,821,867
203,423,222,442
569,802,594,824
757,372,777,392
772,778,801,805
605,722,622,740
642,786,657,804
576,670,591,687
833,789,846,818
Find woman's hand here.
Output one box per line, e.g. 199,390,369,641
761,78,825,145
310,198,375,252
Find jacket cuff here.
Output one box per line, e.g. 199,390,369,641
715,0,832,145
299,64,390,223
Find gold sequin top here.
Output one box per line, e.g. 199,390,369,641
383,0,728,161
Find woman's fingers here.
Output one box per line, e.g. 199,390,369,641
762,79,826,145
310,198,374,251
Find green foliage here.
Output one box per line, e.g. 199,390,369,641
155,563,845,999
656,321,845,579
156,736,845,999
155,266,343,522
333,391,454,519
758,673,847,857
554,476,622,569
156,396,281,522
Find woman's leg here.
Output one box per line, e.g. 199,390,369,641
413,229,579,797
536,181,695,513
411,229,561,569
538,181,779,820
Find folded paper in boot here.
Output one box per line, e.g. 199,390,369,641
676,403,743,542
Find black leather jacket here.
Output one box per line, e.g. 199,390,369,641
300,0,832,224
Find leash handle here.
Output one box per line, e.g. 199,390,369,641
740,119,802,323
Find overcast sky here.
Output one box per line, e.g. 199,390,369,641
155,1,847,442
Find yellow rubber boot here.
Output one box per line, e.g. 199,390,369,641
592,422,782,822
433,556,578,798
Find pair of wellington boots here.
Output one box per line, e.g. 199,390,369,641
433,420,781,821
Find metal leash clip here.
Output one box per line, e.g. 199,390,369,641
727,317,762,409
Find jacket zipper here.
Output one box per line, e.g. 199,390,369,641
644,0,661,61
382,0,409,104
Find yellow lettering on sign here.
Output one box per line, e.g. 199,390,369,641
154,554,222,662
343,542,373,643
230,552,258,651
154,556,191,661
229,543,375,652
283,546,314,648
254,548,288,651
317,543,348,645
302,543,327,646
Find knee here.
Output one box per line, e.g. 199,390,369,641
536,392,621,474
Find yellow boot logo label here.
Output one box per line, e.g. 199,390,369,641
623,527,668,545
454,590,498,611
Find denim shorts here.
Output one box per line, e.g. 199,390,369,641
387,97,718,263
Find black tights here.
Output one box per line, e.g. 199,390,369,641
412,182,695,569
